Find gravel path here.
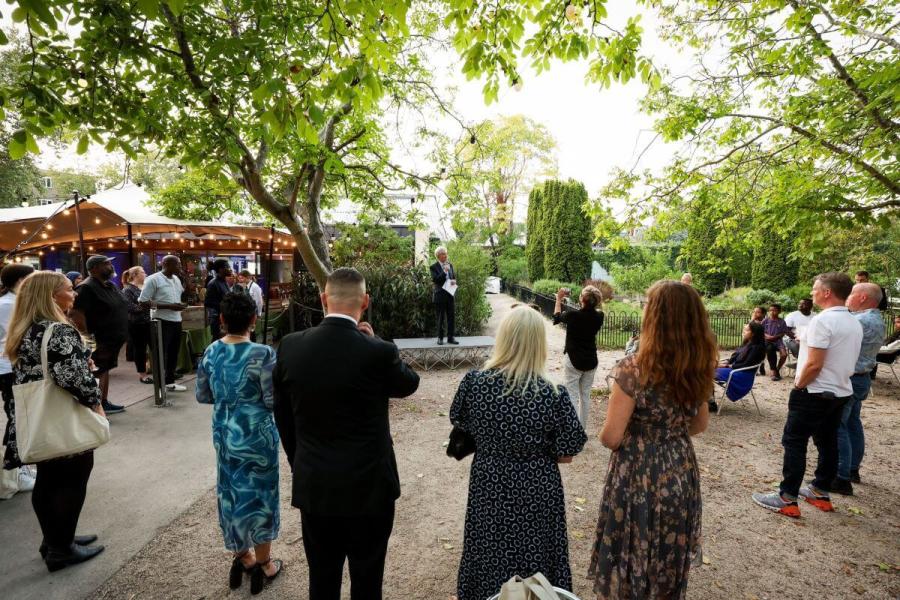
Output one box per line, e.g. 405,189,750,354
94,294,900,599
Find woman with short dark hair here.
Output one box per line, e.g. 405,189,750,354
196,292,282,595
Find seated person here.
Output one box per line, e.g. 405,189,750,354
710,322,765,412
762,304,790,381
751,306,767,375
877,314,900,362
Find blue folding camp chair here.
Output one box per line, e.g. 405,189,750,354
715,362,763,416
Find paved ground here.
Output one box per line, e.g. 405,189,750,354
0,369,213,600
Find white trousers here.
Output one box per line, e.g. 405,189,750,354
562,354,596,429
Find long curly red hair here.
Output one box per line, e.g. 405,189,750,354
636,280,718,408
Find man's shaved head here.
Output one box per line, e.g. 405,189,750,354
323,267,367,314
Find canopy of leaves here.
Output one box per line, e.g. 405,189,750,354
441,114,558,245
0,29,42,207
602,0,899,251
150,169,253,222
0,1,651,290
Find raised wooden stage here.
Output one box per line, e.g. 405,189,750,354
393,336,495,370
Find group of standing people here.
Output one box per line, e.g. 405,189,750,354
195,268,712,600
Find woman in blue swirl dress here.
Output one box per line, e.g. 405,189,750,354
196,292,282,595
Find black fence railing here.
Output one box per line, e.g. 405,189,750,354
506,283,900,351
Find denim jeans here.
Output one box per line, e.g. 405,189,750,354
836,374,871,480
779,388,849,498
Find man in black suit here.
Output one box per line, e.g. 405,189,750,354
273,267,420,600
430,245,458,345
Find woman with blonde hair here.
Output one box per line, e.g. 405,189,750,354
4,271,105,571
120,266,152,383
588,280,716,599
449,306,587,600
553,285,605,428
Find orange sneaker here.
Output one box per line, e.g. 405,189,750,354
799,486,834,512
752,491,801,518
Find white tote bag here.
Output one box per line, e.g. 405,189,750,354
13,322,110,464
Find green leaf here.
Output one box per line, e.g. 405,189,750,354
24,131,40,155
76,134,89,155
137,0,159,18
8,130,27,160
166,0,185,17
0,30,8,45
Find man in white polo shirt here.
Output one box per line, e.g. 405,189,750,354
139,255,188,392
752,272,862,518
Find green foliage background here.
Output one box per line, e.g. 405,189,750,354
542,180,592,283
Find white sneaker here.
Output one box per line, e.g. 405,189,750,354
166,383,187,392
18,467,36,492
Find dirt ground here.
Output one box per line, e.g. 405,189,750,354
95,294,900,600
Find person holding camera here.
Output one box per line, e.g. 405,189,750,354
553,285,605,428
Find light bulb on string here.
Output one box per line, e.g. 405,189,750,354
41,232,48,239
50,246,56,251
94,217,101,224
88,245,94,251
20,227,27,235
63,209,71,216
46,224,53,230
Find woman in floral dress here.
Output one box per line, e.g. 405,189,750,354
588,280,717,599
451,306,587,600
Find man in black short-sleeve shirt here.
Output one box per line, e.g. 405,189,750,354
71,255,129,414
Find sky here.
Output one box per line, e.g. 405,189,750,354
11,3,697,215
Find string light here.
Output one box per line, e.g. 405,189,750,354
136,231,142,238
94,217,101,224
63,209,71,216
50,245,56,251
41,233,48,239
46,224,53,230
108,242,113,248
38,251,44,256
173,232,180,238
20,227,27,235
88,245,94,251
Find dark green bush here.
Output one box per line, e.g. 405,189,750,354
746,288,795,312
542,180,592,283
525,187,545,281
532,278,582,299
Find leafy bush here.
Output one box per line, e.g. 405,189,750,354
746,288,795,312
331,223,413,268
496,245,528,284
781,282,813,302
532,279,582,299
751,231,799,291
609,251,679,294
525,187,545,281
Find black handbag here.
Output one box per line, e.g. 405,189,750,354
446,425,476,460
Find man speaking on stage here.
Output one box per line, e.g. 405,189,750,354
430,246,458,345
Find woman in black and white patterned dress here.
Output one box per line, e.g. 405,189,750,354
4,271,106,572
450,306,587,600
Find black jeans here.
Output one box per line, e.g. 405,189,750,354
764,342,783,371
780,388,850,498
300,505,395,600
128,321,151,374
1,372,14,451
159,320,182,385
434,297,455,340
32,451,94,551
208,311,223,341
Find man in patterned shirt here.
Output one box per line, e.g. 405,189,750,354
831,282,884,495
762,303,791,381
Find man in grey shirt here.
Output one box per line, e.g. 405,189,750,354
831,282,884,495
139,255,187,392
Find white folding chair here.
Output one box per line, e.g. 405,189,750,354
715,362,763,416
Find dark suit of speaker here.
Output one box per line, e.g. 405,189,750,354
430,260,456,342
273,315,420,600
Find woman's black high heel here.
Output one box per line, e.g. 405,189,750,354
229,551,253,589
250,558,283,595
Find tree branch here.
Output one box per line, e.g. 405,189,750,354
723,113,900,196
808,1,900,51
